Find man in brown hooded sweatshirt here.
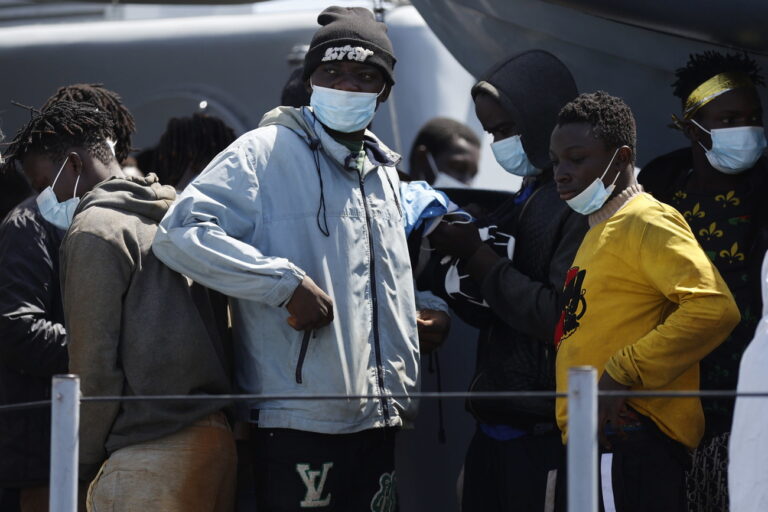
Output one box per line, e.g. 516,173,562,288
60,173,235,511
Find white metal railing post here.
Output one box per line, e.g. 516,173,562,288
50,374,80,512
568,366,598,512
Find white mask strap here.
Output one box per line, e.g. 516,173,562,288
689,119,712,135
73,173,81,198
601,146,625,187
425,152,439,175
690,120,713,152
51,155,70,190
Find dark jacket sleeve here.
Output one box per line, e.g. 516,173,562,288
0,213,68,377
637,147,691,201
480,210,588,341
61,230,130,477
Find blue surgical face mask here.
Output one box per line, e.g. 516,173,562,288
309,83,382,133
691,119,767,174
491,135,541,177
565,146,624,215
36,156,80,230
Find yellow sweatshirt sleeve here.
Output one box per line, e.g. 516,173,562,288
604,210,740,389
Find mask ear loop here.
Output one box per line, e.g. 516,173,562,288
689,119,713,152
689,119,712,135
425,152,439,173
601,146,627,188
443,211,473,225
424,151,441,183
72,173,81,199
51,155,70,190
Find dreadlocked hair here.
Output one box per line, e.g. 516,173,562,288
3,100,115,172
557,91,637,162
672,51,765,101
43,83,136,162
152,113,236,187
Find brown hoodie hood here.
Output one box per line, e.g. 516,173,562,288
60,172,230,480
76,173,175,223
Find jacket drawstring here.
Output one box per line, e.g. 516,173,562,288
309,138,330,237
428,352,447,444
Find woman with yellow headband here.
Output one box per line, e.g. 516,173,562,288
639,51,768,512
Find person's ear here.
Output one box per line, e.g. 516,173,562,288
68,151,84,178
616,146,632,166
304,79,312,95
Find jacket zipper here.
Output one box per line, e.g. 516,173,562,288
295,330,311,384
357,170,390,423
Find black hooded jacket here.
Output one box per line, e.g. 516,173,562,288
0,195,67,486
421,50,585,428
422,177,587,427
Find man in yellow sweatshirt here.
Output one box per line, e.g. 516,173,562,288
550,91,740,512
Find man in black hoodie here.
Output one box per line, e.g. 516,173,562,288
0,100,123,512
424,50,586,511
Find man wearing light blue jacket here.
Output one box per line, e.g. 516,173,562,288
152,6,446,511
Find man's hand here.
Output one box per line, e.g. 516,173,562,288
417,309,451,354
597,371,631,450
428,222,483,259
286,275,334,331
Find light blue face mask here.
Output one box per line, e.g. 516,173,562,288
565,146,624,215
691,119,767,174
36,156,80,230
491,135,540,177
310,83,382,133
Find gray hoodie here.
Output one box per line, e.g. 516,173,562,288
153,106,420,434
60,174,231,479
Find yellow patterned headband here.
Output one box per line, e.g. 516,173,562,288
683,72,754,119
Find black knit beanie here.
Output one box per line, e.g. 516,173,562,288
471,50,577,169
303,6,396,85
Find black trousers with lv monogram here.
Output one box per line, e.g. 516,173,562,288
250,426,399,512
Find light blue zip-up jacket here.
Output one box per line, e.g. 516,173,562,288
152,106,422,433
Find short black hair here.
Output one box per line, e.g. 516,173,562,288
3,100,115,171
672,51,765,102
43,83,136,162
557,91,636,162
410,117,480,160
152,113,236,187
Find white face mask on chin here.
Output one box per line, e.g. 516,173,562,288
565,146,625,216
36,156,80,230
